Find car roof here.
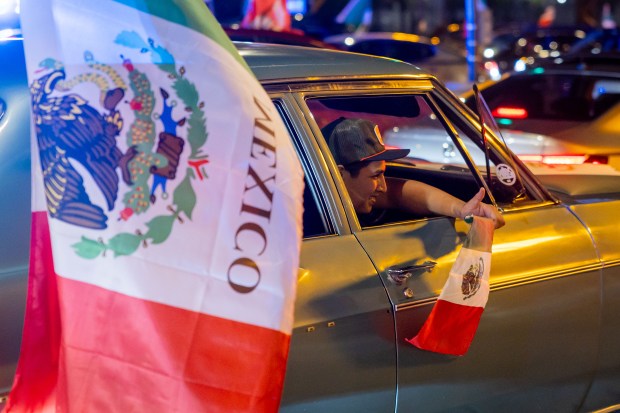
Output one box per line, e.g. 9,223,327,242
235,42,432,83
1,36,433,87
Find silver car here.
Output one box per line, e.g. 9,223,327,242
2,38,620,412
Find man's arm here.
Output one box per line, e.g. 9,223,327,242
377,177,505,228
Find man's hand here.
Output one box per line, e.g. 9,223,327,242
461,188,505,229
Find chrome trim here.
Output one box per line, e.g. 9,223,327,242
589,404,620,413
0,265,28,278
394,263,603,311
260,73,432,86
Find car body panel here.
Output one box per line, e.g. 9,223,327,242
570,200,620,410
282,236,396,412
355,207,601,411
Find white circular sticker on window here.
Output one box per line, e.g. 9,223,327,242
496,163,517,186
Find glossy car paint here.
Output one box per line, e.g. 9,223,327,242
1,38,619,412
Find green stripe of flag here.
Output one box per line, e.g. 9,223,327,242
112,0,251,71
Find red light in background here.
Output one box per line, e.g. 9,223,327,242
492,106,528,119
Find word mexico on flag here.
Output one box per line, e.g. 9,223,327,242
7,0,304,412
407,216,494,356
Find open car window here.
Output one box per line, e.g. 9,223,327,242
305,93,532,227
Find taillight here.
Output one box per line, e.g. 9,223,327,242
492,106,528,119
518,154,608,165
584,155,608,164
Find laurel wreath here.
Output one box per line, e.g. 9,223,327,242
72,33,208,259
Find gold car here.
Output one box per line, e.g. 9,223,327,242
1,39,620,412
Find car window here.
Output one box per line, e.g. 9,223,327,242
274,101,332,238
305,93,531,227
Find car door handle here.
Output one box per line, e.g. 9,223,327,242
386,261,437,285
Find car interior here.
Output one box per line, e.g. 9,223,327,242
302,93,531,229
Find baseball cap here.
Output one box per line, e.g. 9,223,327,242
322,117,410,165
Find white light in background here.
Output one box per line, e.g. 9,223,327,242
0,0,19,15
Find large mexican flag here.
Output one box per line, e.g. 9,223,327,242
6,0,304,411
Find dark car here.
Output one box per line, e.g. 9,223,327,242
223,26,340,50
482,26,591,80
462,65,620,169
323,31,479,91
2,37,620,412
524,27,620,70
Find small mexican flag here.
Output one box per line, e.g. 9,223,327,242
407,216,494,356
6,0,304,411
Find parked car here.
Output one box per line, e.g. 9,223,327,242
2,37,620,412
323,31,479,90
461,65,620,170
482,25,591,79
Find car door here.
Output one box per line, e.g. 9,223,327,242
299,81,603,412
270,96,397,413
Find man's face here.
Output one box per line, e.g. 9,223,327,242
339,160,387,214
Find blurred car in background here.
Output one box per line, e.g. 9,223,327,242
521,27,620,71
323,31,479,91
461,65,620,169
481,25,591,80
224,26,340,50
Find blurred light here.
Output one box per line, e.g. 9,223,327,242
514,59,527,71
447,23,460,33
497,118,513,126
549,41,558,50
483,48,495,58
286,0,306,14
492,106,528,119
484,60,501,80
550,50,560,57
518,155,588,164
575,30,586,38
519,155,543,162
556,0,566,4
0,28,19,39
0,0,19,15
541,155,586,164
533,44,543,53
592,47,601,54
430,36,440,45
538,50,550,58
344,36,355,46
391,32,421,43
294,13,303,21
517,38,527,47
532,67,545,74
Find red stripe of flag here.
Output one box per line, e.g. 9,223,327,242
5,212,290,412
406,300,484,356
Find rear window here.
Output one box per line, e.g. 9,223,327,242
474,74,620,121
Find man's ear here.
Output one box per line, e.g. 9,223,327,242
337,164,346,176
